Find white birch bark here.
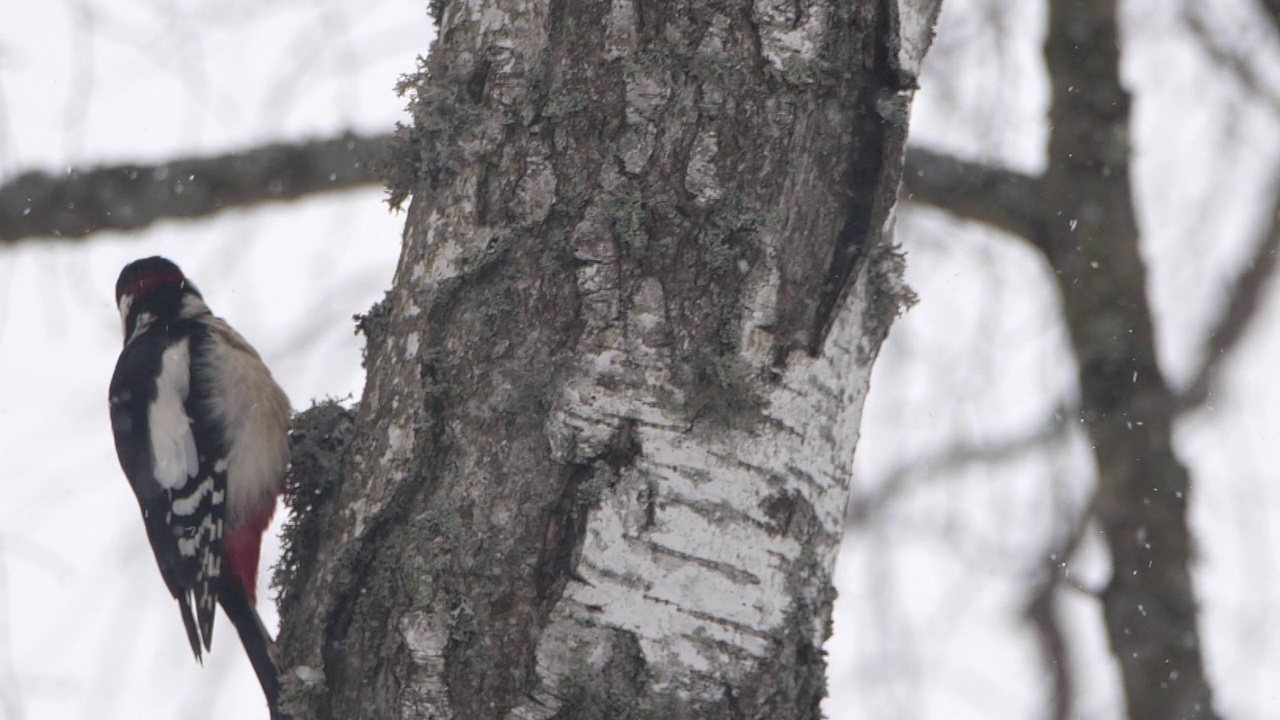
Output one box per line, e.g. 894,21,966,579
277,1,942,717
515,247,886,714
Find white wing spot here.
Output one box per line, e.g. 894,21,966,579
172,477,215,516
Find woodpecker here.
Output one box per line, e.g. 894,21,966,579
108,256,291,719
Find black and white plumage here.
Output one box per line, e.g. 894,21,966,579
108,256,291,719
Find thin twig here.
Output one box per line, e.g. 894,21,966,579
846,407,1071,525
1249,0,1280,59
1183,2,1280,116
1179,177,1280,412
1025,494,1099,720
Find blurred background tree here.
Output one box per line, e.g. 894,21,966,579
841,1,1280,718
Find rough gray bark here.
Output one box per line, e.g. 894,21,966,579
276,1,936,718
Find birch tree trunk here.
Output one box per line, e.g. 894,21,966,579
277,1,940,717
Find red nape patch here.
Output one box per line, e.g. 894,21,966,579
125,270,185,300
116,256,187,303
224,508,275,605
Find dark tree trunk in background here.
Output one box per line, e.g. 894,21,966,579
903,0,1222,717
1043,0,1216,716
276,0,938,718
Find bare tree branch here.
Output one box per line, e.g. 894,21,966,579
1256,0,1280,39
901,134,1279,421
845,408,1070,526
1183,3,1280,116
1,134,1048,261
1180,178,1280,411
1025,572,1071,720
0,132,393,242
1024,497,1099,720
901,146,1046,250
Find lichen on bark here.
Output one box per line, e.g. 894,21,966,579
276,1,937,717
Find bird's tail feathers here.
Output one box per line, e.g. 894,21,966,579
219,582,289,720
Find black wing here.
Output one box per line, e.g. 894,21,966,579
109,328,227,660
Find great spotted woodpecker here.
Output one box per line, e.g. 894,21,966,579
108,256,290,718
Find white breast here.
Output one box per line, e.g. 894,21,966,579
196,317,292,527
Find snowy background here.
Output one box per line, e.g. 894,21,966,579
2,0,1280,718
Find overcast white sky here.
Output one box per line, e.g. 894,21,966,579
3,1,1280,719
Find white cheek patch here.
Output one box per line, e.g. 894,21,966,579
129,311,156,344
149,339,198,490
118,293,133,332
